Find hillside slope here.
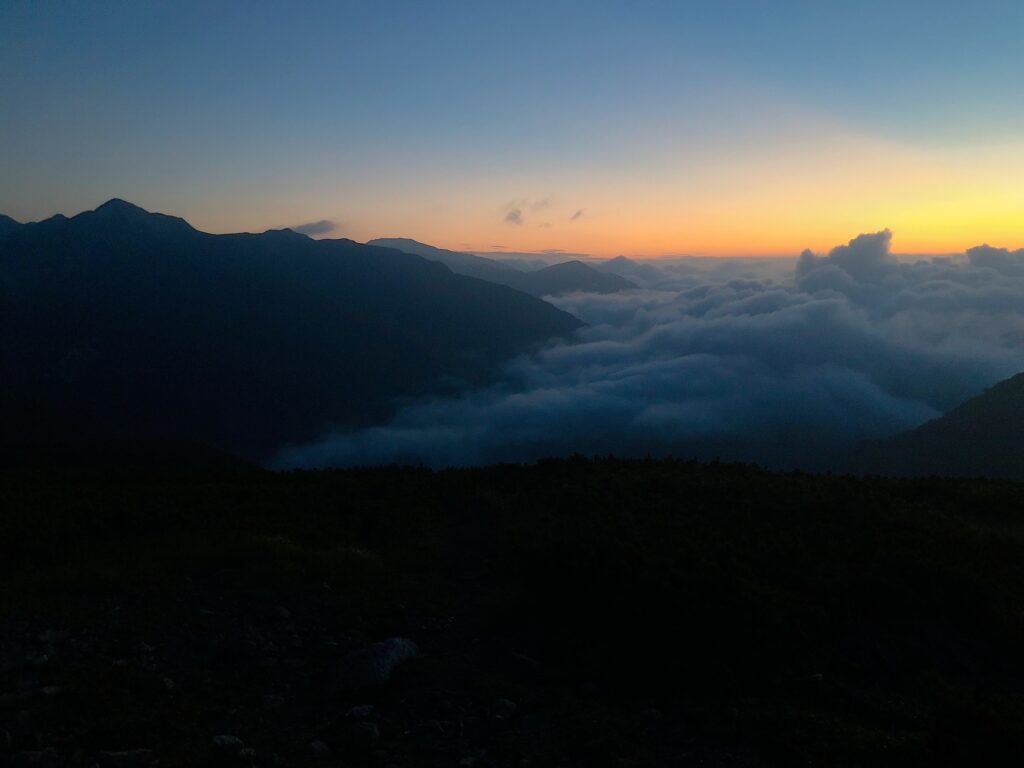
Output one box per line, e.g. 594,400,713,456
369,238,634,296
0,200,582,460
857,371,1024,479
3,458,1024,766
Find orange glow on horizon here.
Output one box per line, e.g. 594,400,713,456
180,129,1024,259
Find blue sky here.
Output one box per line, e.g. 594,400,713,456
3,1,1023,254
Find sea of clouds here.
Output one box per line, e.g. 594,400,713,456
274,231,1024,469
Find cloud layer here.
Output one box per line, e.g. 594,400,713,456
274,232,1024,469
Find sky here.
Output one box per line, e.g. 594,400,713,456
3,0,1024,256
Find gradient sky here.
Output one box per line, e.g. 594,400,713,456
3,0,1024,256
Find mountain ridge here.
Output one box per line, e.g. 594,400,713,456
0,201,582,461
368,237,635,296
0,213,21,235
855,371,1024,479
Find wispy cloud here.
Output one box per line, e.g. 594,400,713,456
502,197,562,226
570,209,585,221
289,219,337,236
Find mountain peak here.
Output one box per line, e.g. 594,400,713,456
538,260,590,274
94,198,151,216
76,198,196,234
369,237,464,256
374,237,422,246
0,213,22,236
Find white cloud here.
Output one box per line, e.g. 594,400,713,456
274,231,1024,469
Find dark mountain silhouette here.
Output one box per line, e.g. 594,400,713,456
0,213,22,236
368,238,635,296
855,371,1024,479
593,254,666,283
368,237,523,284
492,256,554,272
528,259,634,295
0,200,582,461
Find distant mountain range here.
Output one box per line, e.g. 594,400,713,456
4,201,1022,480
0,200,582,460
592,254,668,283
368,238,635,296
855,372,1024,480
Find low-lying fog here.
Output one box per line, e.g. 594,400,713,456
275,231,1024,469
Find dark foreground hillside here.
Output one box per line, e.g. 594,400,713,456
2,458,1024,767
856,372,1024,481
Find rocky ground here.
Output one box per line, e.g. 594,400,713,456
3,458,1024,766
0,573,746,768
